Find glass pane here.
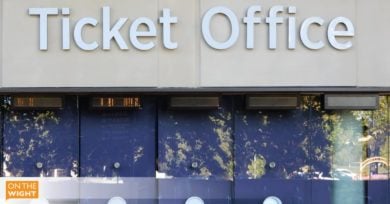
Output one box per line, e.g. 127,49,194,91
313,96,389,204
307,96,334,204
2,96,78,177
158,96,233,204
320,110,365,204
366,96,389,204
234,96,311,204
79,97,157,204
79,97,156,177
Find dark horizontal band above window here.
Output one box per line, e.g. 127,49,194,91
246,95,299,109
324,94,379,110
169,96,220,109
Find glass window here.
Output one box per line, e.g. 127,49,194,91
2,96,78,177
234,96,311,204
314,96,389,204
79,96,157,204
157,96,233,204
79,96,156,177
234,95,390,204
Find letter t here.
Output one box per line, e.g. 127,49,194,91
159,9,178,49
29,8,59,50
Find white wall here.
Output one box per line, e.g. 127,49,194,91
0,0,389,88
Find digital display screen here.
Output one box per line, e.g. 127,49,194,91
91,97,141,109
11,96,63,109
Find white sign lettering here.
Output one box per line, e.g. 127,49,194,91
28,6,355,51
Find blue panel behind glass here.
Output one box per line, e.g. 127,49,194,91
0,95,388,203
158,96,233,178
2,96,78,177
158,96,233,204
234,96,311,204
367,96,390,204
79,97,156,177
368,180,388,204
234,96,311,178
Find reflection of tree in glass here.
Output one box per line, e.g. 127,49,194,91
158,98,233,180
3,97,78,177
79,97,156,177
235,97,309,179
353,97,389,175
235,96,390,180
322,111,364,169
302,96,331,176
313,96,389,178
246,155,266,179
380,137,389,170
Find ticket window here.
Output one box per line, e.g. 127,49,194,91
79,96,157,204
157,96,234,204
79,96,156,177
318,96,390,204
234,96,311,204
365,96,390,204
234,95,390,204
2,96,79,177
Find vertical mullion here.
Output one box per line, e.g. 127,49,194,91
155,96,159,204
387,96,390,204
231,96,236,203
0,96,4,177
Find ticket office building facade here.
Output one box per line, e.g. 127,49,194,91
1,0,390,204
0,94,389,204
